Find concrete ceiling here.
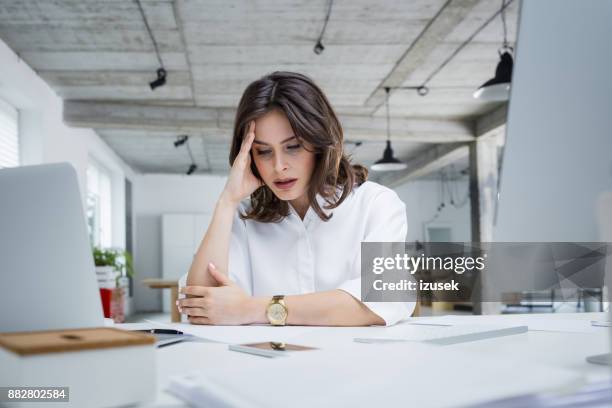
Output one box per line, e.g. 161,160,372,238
0,0,518,177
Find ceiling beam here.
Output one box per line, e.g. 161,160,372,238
63,100,227,131
375,143,469,187
474,103,508,137
375,103,507,187
63,101,475,143
365,0,481,111
341,115,473,143
375,103,508,187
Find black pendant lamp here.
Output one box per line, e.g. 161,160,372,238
371,88,407,172
473,50,513,101
474,0,514,101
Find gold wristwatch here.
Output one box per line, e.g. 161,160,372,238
266,295,288,326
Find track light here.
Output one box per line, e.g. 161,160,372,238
137,0,167,91
186,164,197,175
174,135,198,175
313,41,325,55
150,68,167,90
173,135,188,147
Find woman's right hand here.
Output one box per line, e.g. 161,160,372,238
221,121,263,205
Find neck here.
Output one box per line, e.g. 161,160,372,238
290,194,310,220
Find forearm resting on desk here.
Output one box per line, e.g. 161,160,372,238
180,264,385,326
249,290,385,326
186,195,237,287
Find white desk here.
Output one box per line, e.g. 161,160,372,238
117,312,611,408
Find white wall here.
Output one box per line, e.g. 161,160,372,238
0,38,135,250
130,173,472,311
133,174,227,312
395,179,471,243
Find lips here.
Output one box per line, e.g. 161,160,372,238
273,178,297,190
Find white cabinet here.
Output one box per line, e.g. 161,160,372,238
161,214,211,312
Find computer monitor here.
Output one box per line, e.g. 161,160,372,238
494,0,612,286
493,0,612,363
494,0,612,243
0,163,104,332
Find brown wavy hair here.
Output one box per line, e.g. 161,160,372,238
229,71,367,223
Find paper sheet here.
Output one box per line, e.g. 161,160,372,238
416,314,609,334
115,320,415,345
166,341,583,408
137,319,329,344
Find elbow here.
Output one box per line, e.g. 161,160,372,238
366,312,386,326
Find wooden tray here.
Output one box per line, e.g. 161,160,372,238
0,327,155,356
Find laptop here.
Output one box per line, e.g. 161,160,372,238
0,163,105,333
0,163,189,347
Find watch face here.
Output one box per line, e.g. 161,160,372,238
267,303,287,323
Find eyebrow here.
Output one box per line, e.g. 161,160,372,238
252,136,297,146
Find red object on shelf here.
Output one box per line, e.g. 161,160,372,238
100,288,113,318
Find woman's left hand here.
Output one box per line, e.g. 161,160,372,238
178,262,256,325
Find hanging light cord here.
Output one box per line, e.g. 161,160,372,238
422,0,514,87
136,0,164,68
395,0,515,95
317,0,334,45
385,87,391,142
443,167,470,208
501,0,509,49
425,168,470,224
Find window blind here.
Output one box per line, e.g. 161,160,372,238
0,99,19,168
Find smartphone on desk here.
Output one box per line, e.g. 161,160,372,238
228,342,317,358
135,329,191,348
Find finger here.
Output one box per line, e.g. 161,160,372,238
239,121,256,155
180,286,210,297
246,120,255,139
208,262,232,286
188,316,211,325
239,121,253,149
178,297,206,308
181,307,208,317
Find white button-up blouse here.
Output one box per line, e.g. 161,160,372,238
223,180,414,326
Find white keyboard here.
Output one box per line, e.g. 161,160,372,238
354,324,528,346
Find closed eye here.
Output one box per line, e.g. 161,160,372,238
287,144,301,150
256,149,272,156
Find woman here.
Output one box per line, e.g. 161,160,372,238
179,71,414,326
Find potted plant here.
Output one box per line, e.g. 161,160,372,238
93,247,134,323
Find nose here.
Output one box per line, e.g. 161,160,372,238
273,152,289,173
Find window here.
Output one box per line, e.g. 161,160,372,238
87,159,112,248
426,225,453,242
0,98,19,168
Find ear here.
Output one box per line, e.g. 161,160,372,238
207,262,233,286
